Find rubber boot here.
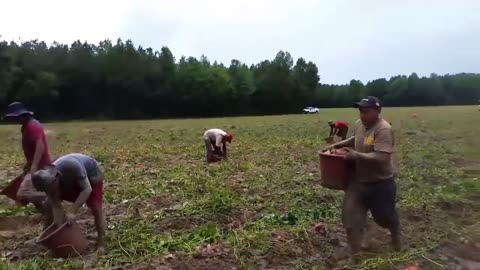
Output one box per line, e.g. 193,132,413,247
346,228,363,264
360,228,369,250
390,226,401,251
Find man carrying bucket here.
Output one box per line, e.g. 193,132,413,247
2,102,52,213
323,96,400,263
203,128,233,163
30,153,106,252
328,120,349,140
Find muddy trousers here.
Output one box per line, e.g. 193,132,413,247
342,178,400,254
336,128,348,140
204,139,222,158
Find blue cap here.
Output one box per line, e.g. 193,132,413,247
4,102,34,117
354,96,381,108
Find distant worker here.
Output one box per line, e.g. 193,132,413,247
203,128,233,163
31,153,106,252
328,120,349,140
3,102,52,215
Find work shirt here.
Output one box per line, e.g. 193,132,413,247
335,121,349,129
53,154,102,193
203,129,227,148
21,118,51,168
352,118,395,183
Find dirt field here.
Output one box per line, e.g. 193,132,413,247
1,106,479,269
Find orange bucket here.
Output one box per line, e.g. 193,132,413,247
0,174,29,205
318,149,355,190
37,222,89,258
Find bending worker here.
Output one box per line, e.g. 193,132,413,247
328,120,349,140
31,153,106,252
203,128,233,162
4,102,52,215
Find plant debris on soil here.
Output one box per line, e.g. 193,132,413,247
0,106,479,269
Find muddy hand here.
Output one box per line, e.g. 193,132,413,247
343,147,358,160
66,212,76,225
322,145,334,152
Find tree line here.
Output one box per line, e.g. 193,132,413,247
0,38,479,120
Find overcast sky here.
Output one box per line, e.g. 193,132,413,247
1,0,479,84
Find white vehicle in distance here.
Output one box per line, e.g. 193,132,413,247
303,106,319,114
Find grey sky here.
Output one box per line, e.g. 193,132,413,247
1,0,479,84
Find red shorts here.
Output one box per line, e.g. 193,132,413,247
61,181,103,209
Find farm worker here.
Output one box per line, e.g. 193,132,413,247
30,153,106,251
323,96,400,262
3,102,52,211
328,120,349,140
203,128,233,162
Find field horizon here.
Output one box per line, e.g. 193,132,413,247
0,106,479,270
2,105,477,125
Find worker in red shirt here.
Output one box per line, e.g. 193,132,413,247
3,102,52,215
328,120,349,140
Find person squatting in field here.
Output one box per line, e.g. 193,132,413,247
4,102,52,218
30,153,106,251
323,96,400,262
203,128,233,163
328,120,349,140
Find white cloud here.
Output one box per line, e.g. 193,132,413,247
0,0,131,44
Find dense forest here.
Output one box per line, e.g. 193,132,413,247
0,38,479,119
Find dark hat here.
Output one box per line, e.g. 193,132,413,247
354,96,381,108
4,102,34,117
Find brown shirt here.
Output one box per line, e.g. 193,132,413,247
353,118,395,182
